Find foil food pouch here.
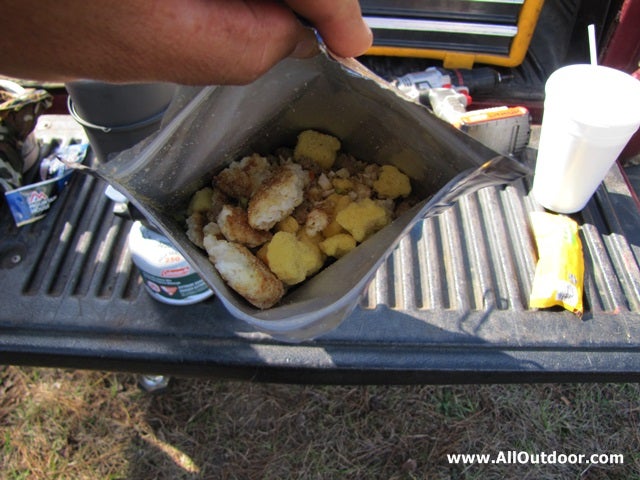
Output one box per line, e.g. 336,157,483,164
80,47,530,341
529,212,584,315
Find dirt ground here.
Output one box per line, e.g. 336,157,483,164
1,366,638,479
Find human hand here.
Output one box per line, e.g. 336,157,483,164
0,0,373,85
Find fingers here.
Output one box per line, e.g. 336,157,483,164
284,0,373,58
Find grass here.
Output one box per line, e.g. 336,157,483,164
1,367,639,479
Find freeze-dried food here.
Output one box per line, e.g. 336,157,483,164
185,130,414,309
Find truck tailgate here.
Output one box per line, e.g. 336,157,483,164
2,115,640,383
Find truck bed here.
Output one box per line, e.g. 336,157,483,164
2,115,640,384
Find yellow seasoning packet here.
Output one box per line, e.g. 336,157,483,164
529,211,584,316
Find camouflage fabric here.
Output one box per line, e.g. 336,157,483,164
0,81,52,191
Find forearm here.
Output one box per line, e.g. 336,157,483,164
0,0,371,85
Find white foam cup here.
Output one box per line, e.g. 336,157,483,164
532,64,640,213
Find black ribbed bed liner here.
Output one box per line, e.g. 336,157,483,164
1,115,640,383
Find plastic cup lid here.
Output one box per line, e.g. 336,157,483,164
545,64,640,130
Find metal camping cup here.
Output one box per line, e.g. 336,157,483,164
66,81,176,162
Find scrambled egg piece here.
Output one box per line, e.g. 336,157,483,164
266,231,323,286
297,229,324,249
373,165,412,199
332,178,353,194
294,130,341,170
319,233,356,258
187,187,214,215
187,185,228,217
275,216,300,234
319,193,350,237
324,193,352,213
322,221,344,238
336,198,389,242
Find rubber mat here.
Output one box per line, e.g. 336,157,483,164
1,116,640,383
